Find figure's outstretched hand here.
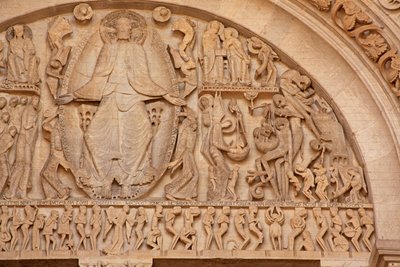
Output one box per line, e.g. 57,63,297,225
56,93,75,105
164,94,186,106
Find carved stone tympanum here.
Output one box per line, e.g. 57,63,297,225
0,4,375,266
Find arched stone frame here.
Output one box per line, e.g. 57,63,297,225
0,0,399,266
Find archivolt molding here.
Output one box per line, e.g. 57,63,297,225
305,0,400,103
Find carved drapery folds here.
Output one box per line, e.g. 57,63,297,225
0,3,374,264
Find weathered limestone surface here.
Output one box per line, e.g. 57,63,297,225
0,1,399,266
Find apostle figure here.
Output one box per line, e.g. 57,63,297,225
6,24,40,85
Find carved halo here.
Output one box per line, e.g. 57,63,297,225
58,10,179,199
6,24,33,42
100,10,147,44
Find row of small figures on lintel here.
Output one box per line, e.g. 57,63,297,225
0,204,374,256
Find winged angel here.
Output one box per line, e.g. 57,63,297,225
57,10,185,199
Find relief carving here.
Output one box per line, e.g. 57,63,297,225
358,208,374,252
203,206,215,250
103,205,130,255
6,95,39,199
181,207,200,250
46,17,72,99
309,0,332,11
32,213,45,251
73,4,94,23
248,205,263,250
331,0,371,32
0,6,376,264
378,0,400,10
313,208,329,252
89,205,102,250
215,206,230,250
40,107,72,200
169,17,197,97
288,208,307,251
43,210,59,255
152,7,171,23
199,94,232,201
58,204,73,250
265,206,284,250
133,207,147,250
233,208,249,250
202,21,225,85
5,25,40,87
57,10,184,199
343,208,362,252
165,108,199,201
75,206,88,250
147,205,162,250
0,41,5,69
247,37,278,87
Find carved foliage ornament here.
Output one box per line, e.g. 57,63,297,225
309,0,400,97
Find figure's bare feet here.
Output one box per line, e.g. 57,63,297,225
59,187,71,200
166,194,177,201
103,184,112,199
121,185,130,198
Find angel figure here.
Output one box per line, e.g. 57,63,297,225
46,16,73,99
169,17,197,96
247,36,278,86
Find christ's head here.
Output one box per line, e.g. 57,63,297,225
116,17,132,40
